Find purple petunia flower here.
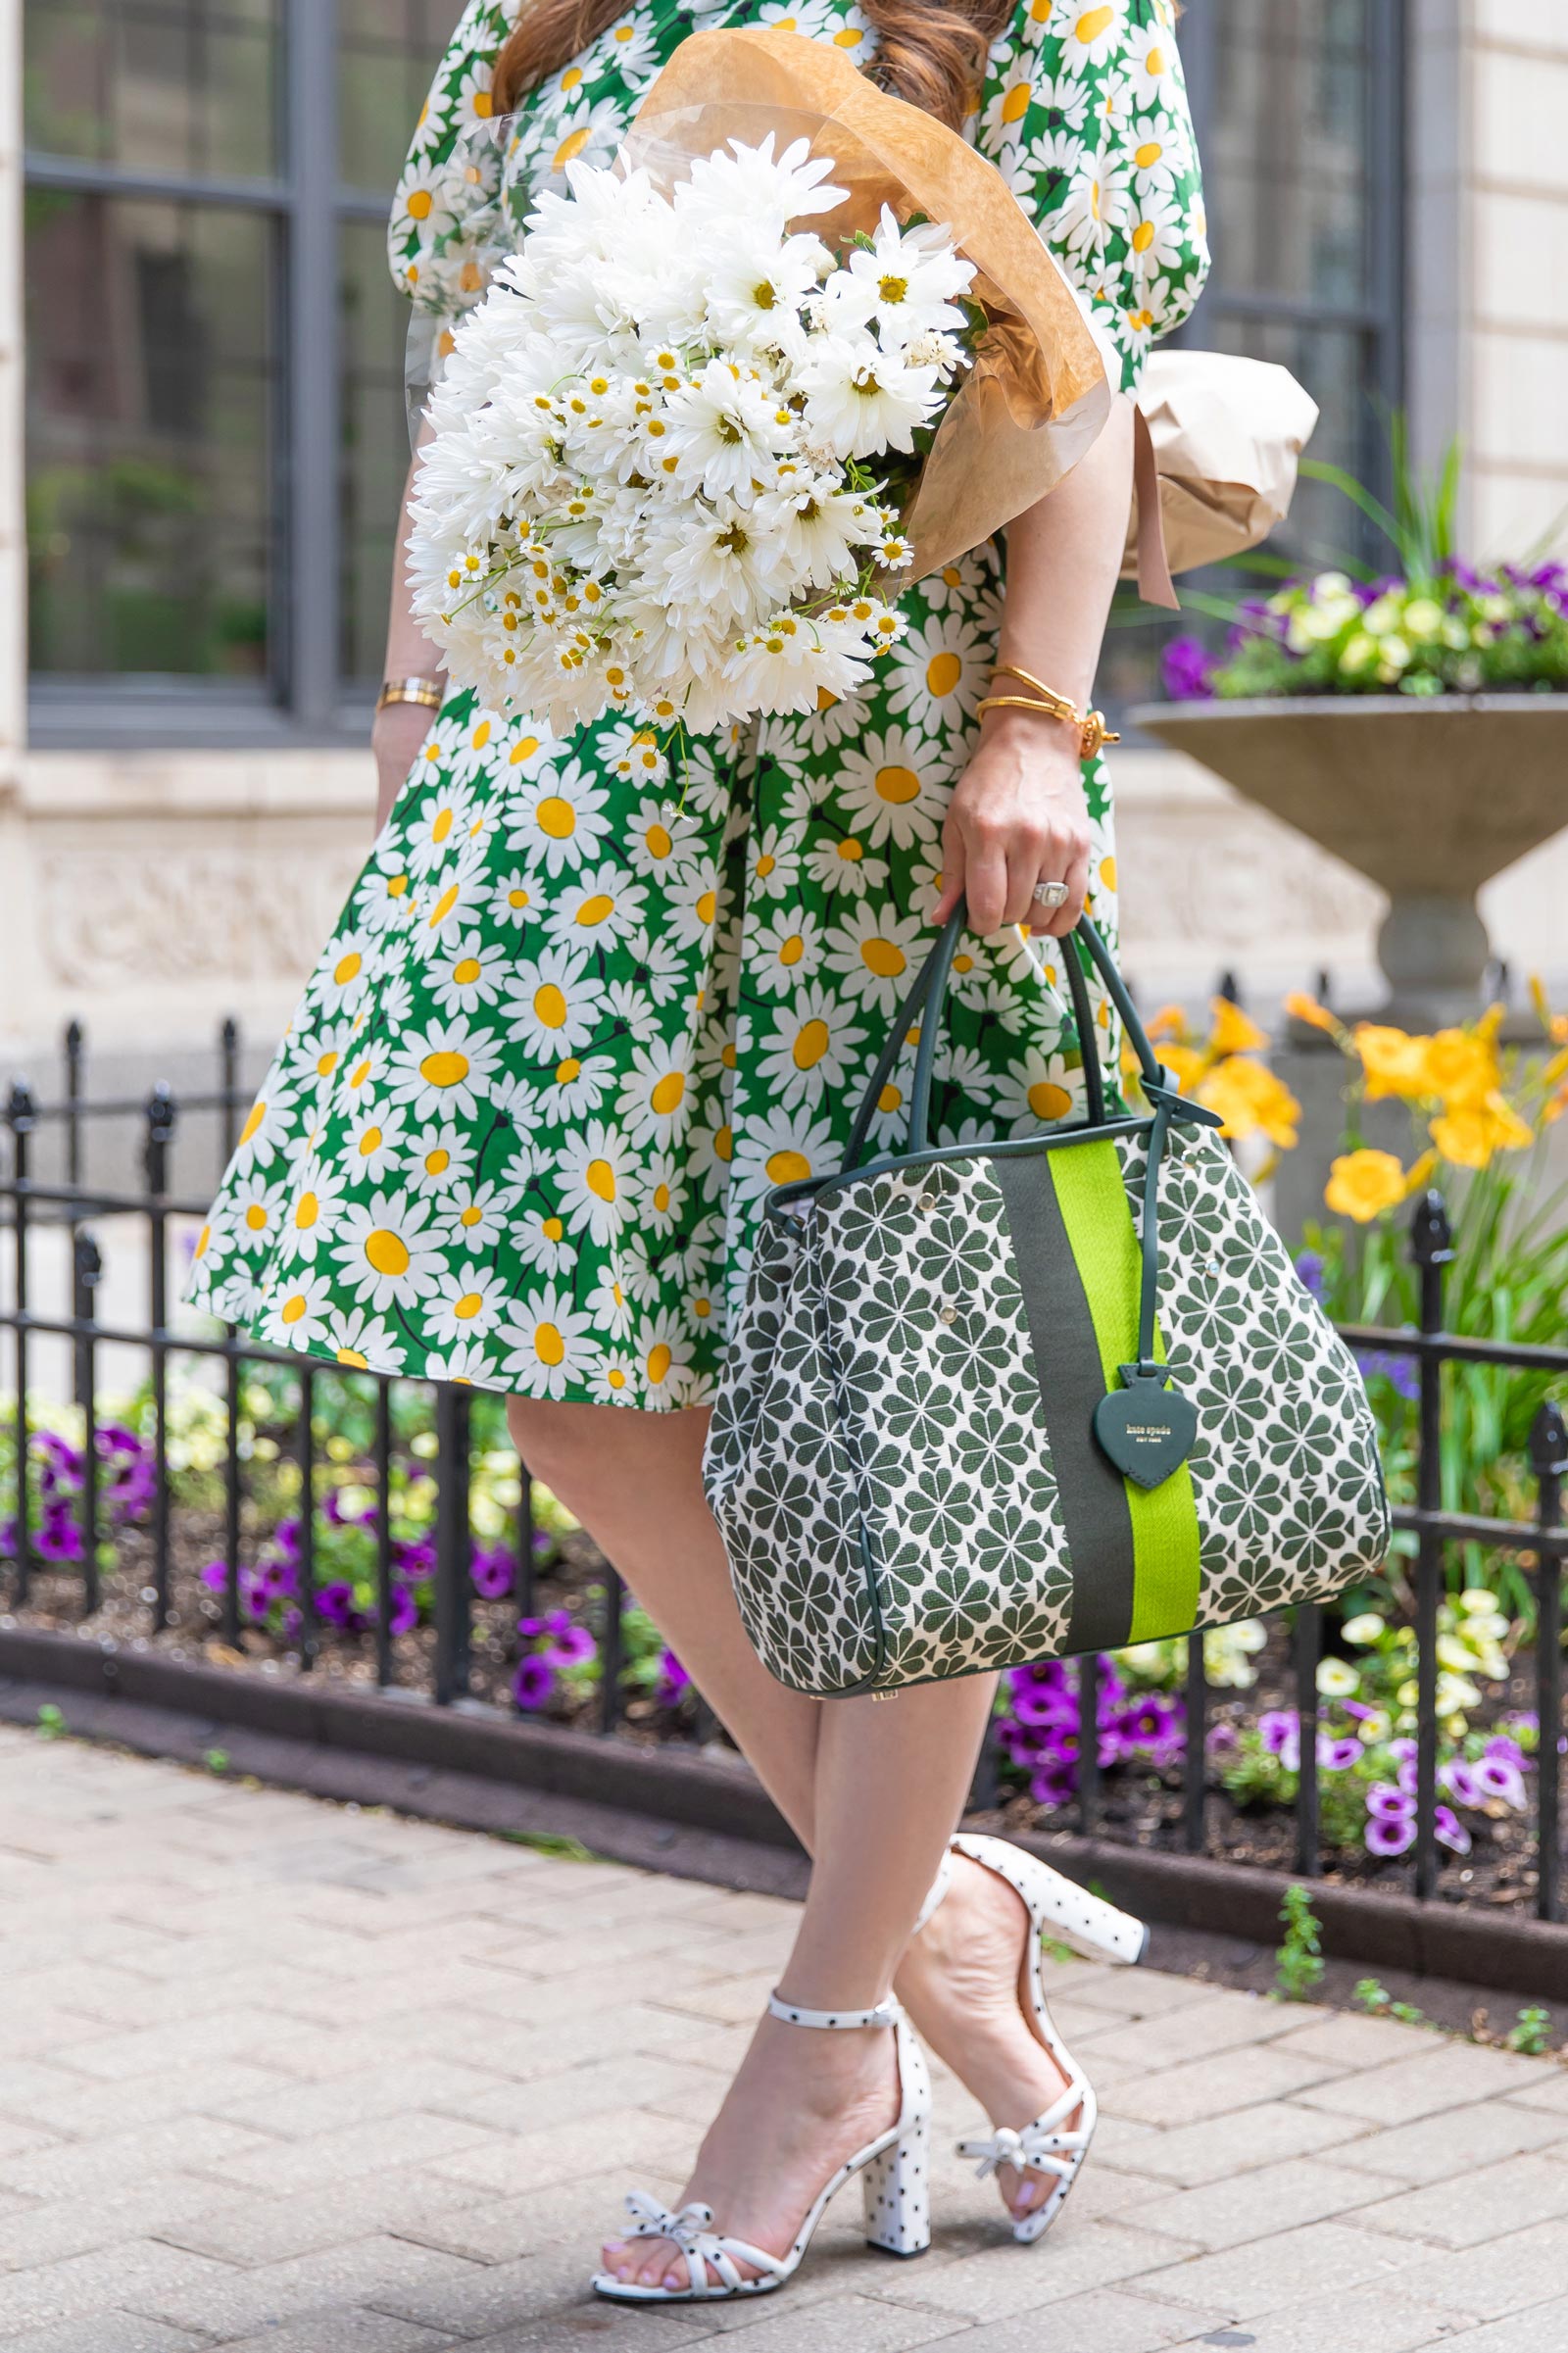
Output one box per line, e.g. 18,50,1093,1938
1029,1758,1077,1809
1259,1709,1300,1771
1205,1722,1240,1753
384,1582,418,1637
1440,1759,1482,1808
1294,1250,1326,1301
1160,634,1216,702
545,1625,596,1667
1365,1813,1417,1858
201,1561,228,1593
469,1544,514,1601
659,1648,691,1703
1473,1756,1528,1809
1317,1736,1362,1772
1353,1348,1420,1402
513,1654,556,1711
1010,1680,1077,1730
1366,1782,1413,1822
315,1580,357,1628
1434,1803,1472,1855
33,1504,82,1563
1118,1695,1183,1742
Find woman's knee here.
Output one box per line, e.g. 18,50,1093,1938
504,1397,602,1502
503,1395,703,1504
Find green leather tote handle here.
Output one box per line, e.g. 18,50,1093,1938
844,902,1168,1172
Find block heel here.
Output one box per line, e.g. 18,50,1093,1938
861,2093,931,2257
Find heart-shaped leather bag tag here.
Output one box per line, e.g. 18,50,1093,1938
1093,1367,1197,1491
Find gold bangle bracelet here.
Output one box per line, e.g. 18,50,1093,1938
376,675,446,713
979,666,1120,763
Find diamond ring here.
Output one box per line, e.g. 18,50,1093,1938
1032,881,1070,910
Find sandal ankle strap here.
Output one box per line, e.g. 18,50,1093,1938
767,1989,902,2030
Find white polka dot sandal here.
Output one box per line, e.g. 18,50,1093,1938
590,1991,931,2303
946,1833,1146,2245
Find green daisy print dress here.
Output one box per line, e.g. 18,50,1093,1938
187,0,1209,1410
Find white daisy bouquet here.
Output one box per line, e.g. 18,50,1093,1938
408,134,980,738
407,26,1111,746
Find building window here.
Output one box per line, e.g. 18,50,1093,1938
1102,0,1406,712
23,0,464,745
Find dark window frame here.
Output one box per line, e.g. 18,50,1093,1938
1101,0,1408,730
1174,0,1408,515
24,0,402,749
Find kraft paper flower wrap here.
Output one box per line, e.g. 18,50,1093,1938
620,25,1112,581
413,26,1112,583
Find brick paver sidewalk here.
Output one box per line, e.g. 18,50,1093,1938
4,1726,1568,2352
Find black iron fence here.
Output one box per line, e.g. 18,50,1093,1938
3,1018,1566,1928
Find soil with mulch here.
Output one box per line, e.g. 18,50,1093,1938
3,1509,1548,1914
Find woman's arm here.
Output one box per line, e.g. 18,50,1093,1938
933,391,1134,942
371,421,448,832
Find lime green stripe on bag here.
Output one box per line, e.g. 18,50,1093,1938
1048,1141,1202,1644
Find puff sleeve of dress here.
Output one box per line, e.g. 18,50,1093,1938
389,0,515,330
973,0,1210,396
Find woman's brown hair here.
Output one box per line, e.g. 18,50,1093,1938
492,0,1017,132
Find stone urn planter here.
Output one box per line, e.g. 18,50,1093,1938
1133,694,1568,1027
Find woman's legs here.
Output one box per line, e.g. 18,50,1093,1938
504,1398,821,1843
507,1397,1077,2261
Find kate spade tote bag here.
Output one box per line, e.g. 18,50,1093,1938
703,910,1389,1697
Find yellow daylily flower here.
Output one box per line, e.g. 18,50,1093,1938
1156,1042,1208,1096
1325,1147,1407,1222
1417,1026,1501,1107
1208,998,1269,1057
1430,1089,1535,1168
1197,1055,1301,1147
1353,1023,1435,1101
1283,990,1341,1037
1146,1004,1192,1045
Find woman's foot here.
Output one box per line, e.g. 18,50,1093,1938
599,2009,900,2290
896,1851,1080,2227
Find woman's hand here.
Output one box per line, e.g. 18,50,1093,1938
933,709,1093,941
371,699,436,833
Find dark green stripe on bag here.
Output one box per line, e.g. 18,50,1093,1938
994,1141,1202,1653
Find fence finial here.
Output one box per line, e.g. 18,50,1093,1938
73,1230,103,1293
143,1082,178,1193
1410,1188,1455,1268
1530,1399,1568,1480
5,1077,37,1134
